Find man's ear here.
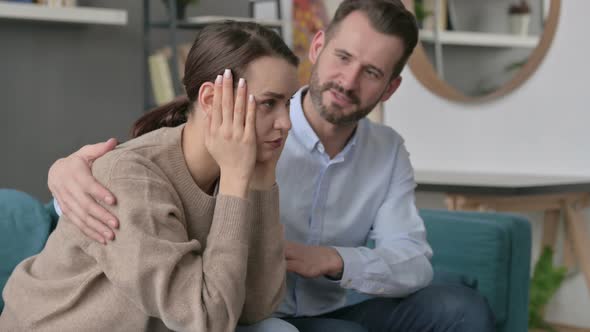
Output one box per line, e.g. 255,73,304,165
380,76,402,102
308,30,326,65
198,82,215,116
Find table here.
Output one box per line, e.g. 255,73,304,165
414,170,590,296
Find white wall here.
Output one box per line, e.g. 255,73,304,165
387,2,589,177
385,1,590,327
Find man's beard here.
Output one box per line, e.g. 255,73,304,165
308,63,382,126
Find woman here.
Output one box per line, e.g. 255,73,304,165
0,21,300,331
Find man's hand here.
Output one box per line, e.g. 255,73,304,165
285,241,344,279
48,138,119,244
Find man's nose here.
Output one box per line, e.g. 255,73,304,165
338,65,362,91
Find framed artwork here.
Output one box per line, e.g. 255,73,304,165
292,0,330,85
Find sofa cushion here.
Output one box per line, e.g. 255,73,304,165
420,209,512,325
0,189,56,312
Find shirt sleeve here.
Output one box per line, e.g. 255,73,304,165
239,185,286,324
53,198,62,217
332,143,433,297
83,158,253,332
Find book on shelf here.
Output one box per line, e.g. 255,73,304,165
148,52,174,106
147,44,191,107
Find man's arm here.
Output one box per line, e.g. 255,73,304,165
332,143,433,297
287,143,433,297
48,138,119,244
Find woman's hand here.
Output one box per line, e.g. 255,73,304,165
48,139,119,244
205,69,257,199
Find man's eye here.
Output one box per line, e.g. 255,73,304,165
336,54,348,62
366,69,379,79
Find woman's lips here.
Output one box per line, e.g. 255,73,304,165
265,138,283,149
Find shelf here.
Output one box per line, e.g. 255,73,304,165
0,2,127,26
151,15,282,29
420,29,539,48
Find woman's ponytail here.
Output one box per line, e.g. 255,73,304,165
131,96,191,138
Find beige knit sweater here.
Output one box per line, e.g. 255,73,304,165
0,125,286,332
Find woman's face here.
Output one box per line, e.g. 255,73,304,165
243,56,299,163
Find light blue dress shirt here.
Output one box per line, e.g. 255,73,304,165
275,87,433,317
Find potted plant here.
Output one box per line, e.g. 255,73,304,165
508,0,531,36
414,0,433,29
528,247,566,332
162,0,200,20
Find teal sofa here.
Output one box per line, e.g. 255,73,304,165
0,189,531,331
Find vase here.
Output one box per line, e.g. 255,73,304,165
509,13,530,36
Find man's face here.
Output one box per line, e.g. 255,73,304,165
308,11,405,125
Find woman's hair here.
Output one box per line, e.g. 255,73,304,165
132,21,299,138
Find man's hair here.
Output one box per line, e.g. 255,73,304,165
324,0,418,79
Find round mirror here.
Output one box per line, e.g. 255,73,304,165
403,0,561,102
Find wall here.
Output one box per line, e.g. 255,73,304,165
385,1,590,327
0,0,249,201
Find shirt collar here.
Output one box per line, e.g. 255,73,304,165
290,86,364,156
290,86,321,152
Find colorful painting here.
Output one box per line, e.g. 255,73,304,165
292,0,330,85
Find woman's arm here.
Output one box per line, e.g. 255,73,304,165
239,186,286,324
85,156,252,331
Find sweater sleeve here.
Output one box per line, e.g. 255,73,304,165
85,157,252,332
239,185,286,324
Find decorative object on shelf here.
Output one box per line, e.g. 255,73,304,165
508,0,531,36
420,0,446,31
413,0,433,29
404,0,561,103
528,246,566,332
161,0,200,20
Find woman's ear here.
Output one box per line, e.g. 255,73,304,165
198,82,215,116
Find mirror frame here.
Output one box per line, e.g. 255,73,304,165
402,0,561,103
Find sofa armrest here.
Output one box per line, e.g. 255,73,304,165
420,209,531,332
0,189,56,312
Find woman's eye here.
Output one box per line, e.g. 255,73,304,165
261,100,276,109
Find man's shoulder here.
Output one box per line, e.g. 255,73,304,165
360,119,405,148
91,127,181,185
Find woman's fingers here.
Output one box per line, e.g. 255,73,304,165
244,94,257,141
233,78,247,136
221,69,234,131
210,74,223,130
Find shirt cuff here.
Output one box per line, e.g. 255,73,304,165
53,198,62,217
332,246,364,289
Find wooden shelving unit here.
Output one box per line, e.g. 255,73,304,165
0,2,127,26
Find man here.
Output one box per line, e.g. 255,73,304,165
48,1,495,331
